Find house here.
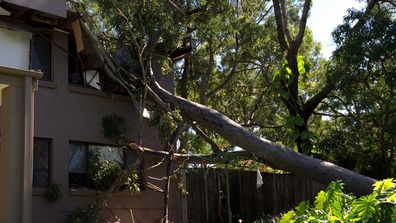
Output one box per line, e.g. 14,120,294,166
0,1,184,222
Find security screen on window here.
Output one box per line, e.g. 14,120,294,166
33,138,51,188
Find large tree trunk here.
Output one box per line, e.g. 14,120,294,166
150,82,376,196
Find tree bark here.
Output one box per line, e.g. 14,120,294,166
150,82,376,195
272,0,334,154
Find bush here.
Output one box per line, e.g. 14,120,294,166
87,150,140,192
45,184,62,202
67,203,97,223
280,178,396,223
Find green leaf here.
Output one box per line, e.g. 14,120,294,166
295,201,308,215
280,210,295,223
315,191,327,210
353,194,377,221
300,131,312,140
294,116,305,127
279,90,290,99
273,70,280,81
373,178,395,193
286,67,292,74
329,215,344,222
297,56,306,75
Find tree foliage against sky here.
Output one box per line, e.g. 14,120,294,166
318,2,396,178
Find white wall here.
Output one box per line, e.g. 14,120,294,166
0,27,30,70
4,0,66,18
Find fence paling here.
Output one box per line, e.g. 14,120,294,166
186,168,326,223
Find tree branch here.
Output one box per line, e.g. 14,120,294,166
205,63,237,98
241,123,283,129
301,84,333,120
272,0,288,51
167,0,186,16
280,0,293,44
188,120,223,153
294,0,311,49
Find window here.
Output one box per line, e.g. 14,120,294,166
30,33,52,80
68,36,102,90
68,142,88,188
68,142,141,191
68,36,84,85
33,138,51,188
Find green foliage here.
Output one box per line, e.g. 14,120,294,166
101,114,129,145
45,184,62,202
87,150,120,191
254,214,281,223
279,179,396,223
179,130,212,154
87,150,140,192
150,108,182,145
123,170,141,193
67,203,97,223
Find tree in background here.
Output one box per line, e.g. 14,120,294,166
316,1,396,178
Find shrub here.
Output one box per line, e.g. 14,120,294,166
45,184,62,202
280,178,396,223
67,203,97,223
87,150,140,192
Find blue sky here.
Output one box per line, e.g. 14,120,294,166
307,0,364,58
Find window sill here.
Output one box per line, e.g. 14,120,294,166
33,188,47,196
69,188,144,197
68,85,130,101
38,79,57,89
68,188,98,196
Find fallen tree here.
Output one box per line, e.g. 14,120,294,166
70,3,378,196
149,82,376,195
96,47,377,195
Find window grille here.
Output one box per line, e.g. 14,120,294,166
33,138,51,188
68,142,88,188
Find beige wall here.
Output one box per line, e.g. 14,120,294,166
4,0,66,17
0,68,41,223
32,31,182,223
0,86,25,223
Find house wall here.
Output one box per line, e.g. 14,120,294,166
3,0,66,17
31,30,182,223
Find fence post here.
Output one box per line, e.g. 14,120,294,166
225,163,232,223
204,167,210,222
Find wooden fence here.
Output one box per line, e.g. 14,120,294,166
185,168,326,223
